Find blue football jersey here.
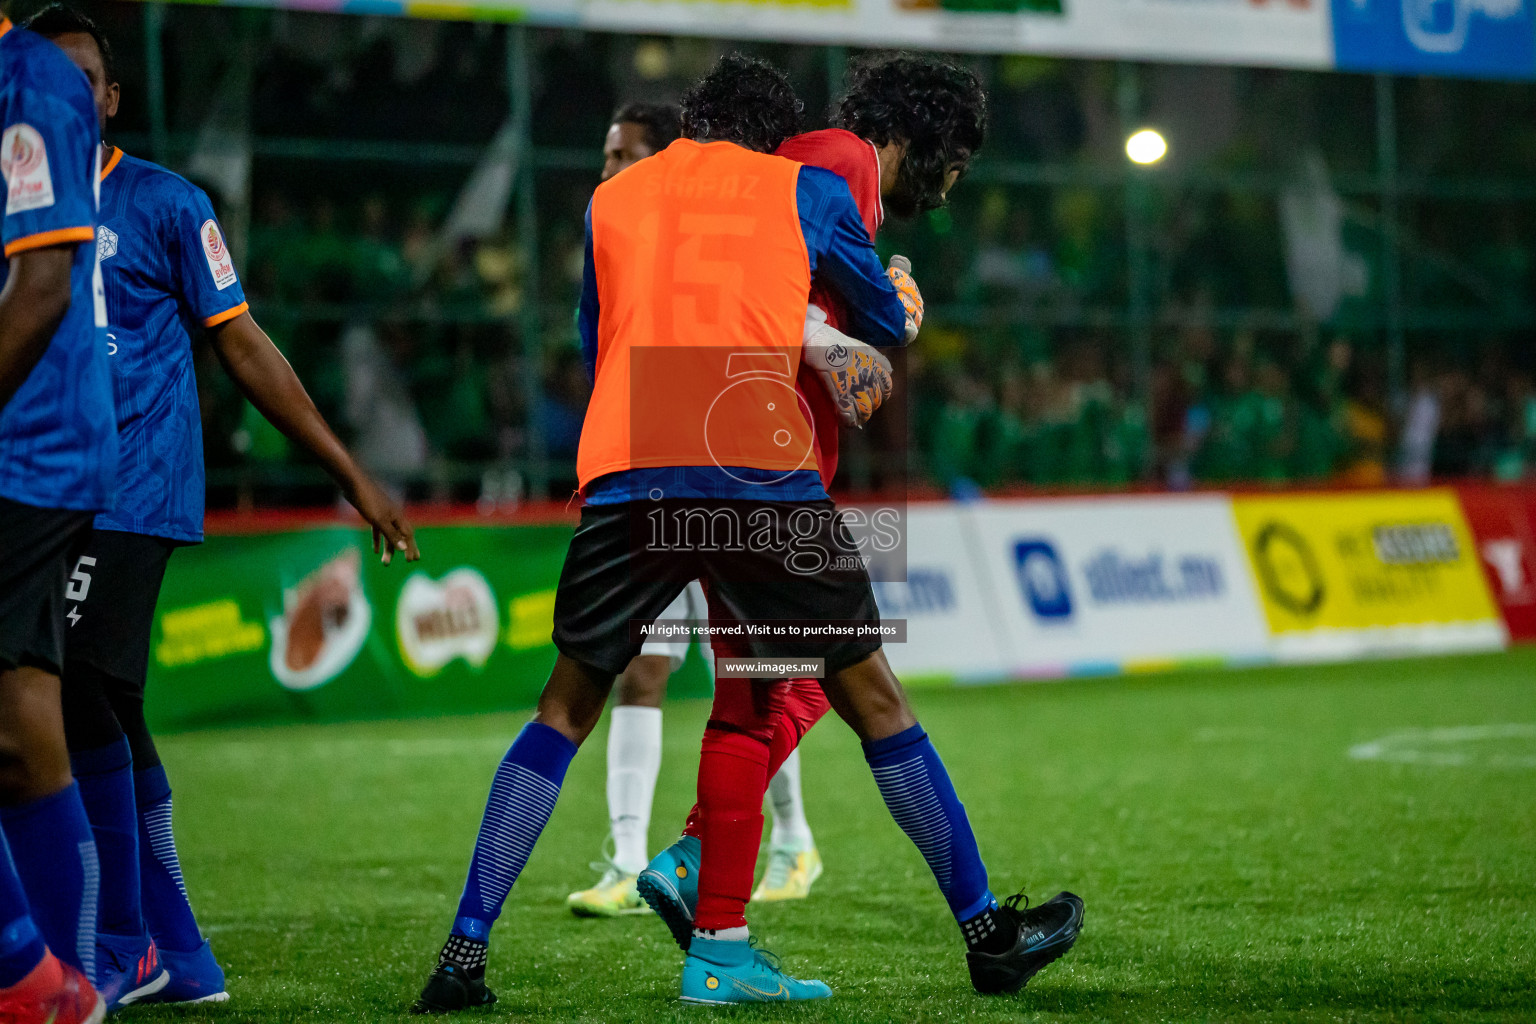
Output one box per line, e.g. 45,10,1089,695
0,20,115,512
93,148,248,543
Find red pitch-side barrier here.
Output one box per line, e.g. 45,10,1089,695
1456,484,1536,643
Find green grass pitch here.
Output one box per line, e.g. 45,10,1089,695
116,648,1536,1023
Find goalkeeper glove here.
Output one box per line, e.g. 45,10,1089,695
887,255,923,343
803,304,895,430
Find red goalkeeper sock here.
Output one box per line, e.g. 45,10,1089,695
681,718,793,842
682,678,828,840
693,729,769,931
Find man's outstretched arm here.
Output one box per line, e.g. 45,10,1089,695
209,311,420,565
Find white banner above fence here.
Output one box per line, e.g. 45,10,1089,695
147,0,1536,79
582,0,1332,68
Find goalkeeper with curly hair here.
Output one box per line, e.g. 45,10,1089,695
634,50,1083,1004
413,51,1083,1013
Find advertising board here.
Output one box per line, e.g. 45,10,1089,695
582,0,1332,67
1231,490,1506,661
1331,0,1536,79
964,496,1271,676
1455,485,1536,642
146,522,713,732
868,503,1008,682
124,0,1355,75
145,489,1528,732
133,0,1536,80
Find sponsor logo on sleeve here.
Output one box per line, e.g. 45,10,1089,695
200,218,238,290
2,124,54,215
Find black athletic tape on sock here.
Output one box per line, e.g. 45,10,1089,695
961,906,1012,956
440,934,488,974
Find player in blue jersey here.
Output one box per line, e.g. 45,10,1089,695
30,5,421,1011
0,8,115,1023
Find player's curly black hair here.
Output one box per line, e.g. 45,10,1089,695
679,53,803,154
23,4,116,84
833,53,987,218
612,102,681,155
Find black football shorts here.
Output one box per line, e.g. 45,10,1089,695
552,498,881,678
0,497,95,675
63,528,177,690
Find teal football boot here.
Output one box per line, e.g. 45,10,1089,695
636,835,700,951
680,936,831,1005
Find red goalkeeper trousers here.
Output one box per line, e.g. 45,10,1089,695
684,636,831,931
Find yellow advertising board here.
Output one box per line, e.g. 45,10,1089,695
1231,490,1504,657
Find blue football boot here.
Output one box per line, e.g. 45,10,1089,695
680,936,831,1005
95,932,169,1010
636,834,700,951
141,940,229,1005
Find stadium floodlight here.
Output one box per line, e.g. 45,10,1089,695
1125,128,1168,165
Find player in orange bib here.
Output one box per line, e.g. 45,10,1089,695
576,58,970,922
413,54,1083,1013
570,99,836,919
635,45,983,940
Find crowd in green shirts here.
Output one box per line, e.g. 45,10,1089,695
912,329,1536,493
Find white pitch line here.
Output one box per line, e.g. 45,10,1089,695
1349,724,1536,769
186,735,515,763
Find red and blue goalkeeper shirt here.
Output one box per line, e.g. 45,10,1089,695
776,128,885,489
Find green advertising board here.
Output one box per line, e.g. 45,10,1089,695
145,522,711,732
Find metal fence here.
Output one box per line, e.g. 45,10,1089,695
51,2,1536,502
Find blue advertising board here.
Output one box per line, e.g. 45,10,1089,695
1332,0,1536,79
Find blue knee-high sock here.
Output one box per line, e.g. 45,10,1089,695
864,724,997,923
0,832,46,987
0,784,99,978
452,722,577,940
72,738,142,941
133,764,203,953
